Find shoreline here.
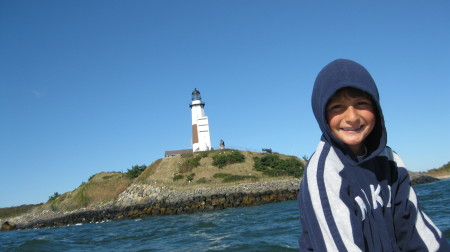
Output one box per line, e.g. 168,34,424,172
2,179,301,231
1,173,445,232
434,174,450,180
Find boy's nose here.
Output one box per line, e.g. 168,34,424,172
344,106,359,123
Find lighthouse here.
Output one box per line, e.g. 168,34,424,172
190,88,211,152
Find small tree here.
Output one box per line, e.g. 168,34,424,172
48,192,60,202
125,164,147,179
262,148,272,154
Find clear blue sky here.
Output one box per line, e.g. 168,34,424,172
1,1,449,208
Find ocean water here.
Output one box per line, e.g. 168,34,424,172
1,179,449,251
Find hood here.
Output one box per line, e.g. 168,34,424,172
311,59,387,162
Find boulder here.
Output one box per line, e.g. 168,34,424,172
1,221,16,231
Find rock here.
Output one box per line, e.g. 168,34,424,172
409,171,440,185
411,175,439,185
1,221,16,231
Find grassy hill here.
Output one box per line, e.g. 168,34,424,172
425,161,450,178
135,149,304,190
1,149,305,219
46,172,133,211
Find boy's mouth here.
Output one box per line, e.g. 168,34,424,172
341,126,363,131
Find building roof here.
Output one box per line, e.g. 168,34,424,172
164,149,193,157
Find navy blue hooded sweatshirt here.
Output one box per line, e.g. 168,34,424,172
298,59,449,251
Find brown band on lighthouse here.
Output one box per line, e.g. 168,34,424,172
192,124,199,143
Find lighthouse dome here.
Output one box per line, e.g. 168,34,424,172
192,88,202,101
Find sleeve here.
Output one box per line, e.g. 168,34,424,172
298,144,365,251
391,153,450,251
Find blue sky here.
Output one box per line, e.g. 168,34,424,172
1,1,449,208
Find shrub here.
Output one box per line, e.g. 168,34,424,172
253,154,304,178
197,177,208,184
212,154,228,168
186,173,196,182
222,175,258,183
199,151,210,158
213,173,232,178
180,156,201,173
180,152,193,158
212,151,245,168
126,164,147,179
48,192,60,202
173,174,184,181
213,173,257,183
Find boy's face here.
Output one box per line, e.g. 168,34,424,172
326,90,376,155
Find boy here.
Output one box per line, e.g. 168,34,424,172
298,59,449,251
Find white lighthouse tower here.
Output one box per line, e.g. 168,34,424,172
190,88,211,152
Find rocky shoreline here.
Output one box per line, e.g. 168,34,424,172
408,172,440,185
2,179,301,231
1,173,443,231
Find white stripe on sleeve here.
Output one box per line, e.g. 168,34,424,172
408,188,440,251
307,141,339,251
325,148,362,251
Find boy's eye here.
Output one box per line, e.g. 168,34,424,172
327,104,345,112
355,101,373,109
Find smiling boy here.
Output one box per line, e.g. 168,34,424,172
326,87,376,156
298,59,449,251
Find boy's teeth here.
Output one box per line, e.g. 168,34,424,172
343,126,361,130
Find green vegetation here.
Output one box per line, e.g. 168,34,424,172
126,164,147,179
172,154,205,182
253,153,304,178
47,192,61,203
213,173,232,179
1,150,309,217
426,161,450,177
213,172,257,183
262,148,272,154
198,151,211,158
179,156,201,173
173,174,184,181
430,162,450,172
186,173,196,182
137,159,163,183
212,150,246,168
76,185,89,207
45,172,132,211
196,177,208,184
0,203,43,219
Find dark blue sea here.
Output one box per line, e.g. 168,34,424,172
2,179,449,251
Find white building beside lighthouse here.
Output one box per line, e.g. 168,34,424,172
190,88,211,152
